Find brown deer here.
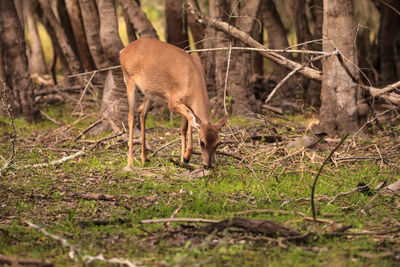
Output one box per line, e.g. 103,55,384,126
120,38,228,171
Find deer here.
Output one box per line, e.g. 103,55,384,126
120,38,228,171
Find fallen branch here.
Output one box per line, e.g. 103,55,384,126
204,217,301,238
19,151,85,169
24,220,138,267
183,0,322,81
0,254,53,267
140,218,220,224
169,158,195,171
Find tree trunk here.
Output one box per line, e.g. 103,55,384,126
318,0,359,136
228,0,261,115
118,0,159,39
0,0,39,120
165,0,189,49
38,0,82,75
377,0,399,84
122,8,136,43
97,0,128,131
65,0,95,71
290,0,321,107
260,0,298,108
79,0,110,70
211,0,229,115
24,1,47,75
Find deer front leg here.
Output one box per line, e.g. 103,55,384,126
124,85,137,171
180,116,188,163
138,97,151,164
170,102,194,163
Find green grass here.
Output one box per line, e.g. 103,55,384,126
0,104,399,266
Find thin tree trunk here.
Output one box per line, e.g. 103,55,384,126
65,0,95,71
165,0,189,49
38,0,82,74
318,0,359,136
228,0,261,115
0,0,39,120
122,8,136,43
97,0,128,131
378,0,399,84
24,1,47,75
118,0,159,39
79,0,110,70
261,0,299,108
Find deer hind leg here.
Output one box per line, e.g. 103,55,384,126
169,102,195,163
180,116,188,163
138,97,152,164
124,82,138,171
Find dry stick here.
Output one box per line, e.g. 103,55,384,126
24,220,138,267
71,71,97,115
265,54,327,104
149,138,180,158
140,218,220,224
327,180,376,205
40,110,62,125
265,65,305,104
74,118,104,142
188,46,330,56
18,151,86,169
311,134,349,221
223,42,232,115
0,255,53,267
67,65,121,78
0,80,17,175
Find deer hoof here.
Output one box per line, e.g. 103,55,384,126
123,165,135,172
183,158,190,164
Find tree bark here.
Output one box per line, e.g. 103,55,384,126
122,8,136,43
377,0,399,84
261,0,299,107
24,1,47,75
118,0,159,39
0,0,39,120
38,0,82,75
228,0,261,115
212,0,230,115
79,0,110,70
318,0,360,136
97,0,128,131
65,0,95,71
165,0,189,49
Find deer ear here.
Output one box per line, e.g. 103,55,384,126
215,115,228,129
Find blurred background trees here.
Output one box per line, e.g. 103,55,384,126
0,0,399,137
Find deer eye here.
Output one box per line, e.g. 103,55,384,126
200,141,205,148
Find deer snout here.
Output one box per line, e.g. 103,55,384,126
201,152,215,169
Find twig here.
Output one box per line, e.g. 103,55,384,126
71,71,96,115
311,134,349,221
0,80,17,176
18,151,85,169
223,42,232,115
67,65,121,78
169,158,195,171
74,118,104,141
149,138,180,158
140,218,220,224
265,64,305,104
327,180,376,205
89,131,125,151
187,46,331,56
0,255,53,267
231,208,306,217
166,202,183,228
40,110,62,125
24,220,138,267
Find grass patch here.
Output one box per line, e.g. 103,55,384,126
0,103,399,266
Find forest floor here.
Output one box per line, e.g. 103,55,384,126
0,103,399,266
